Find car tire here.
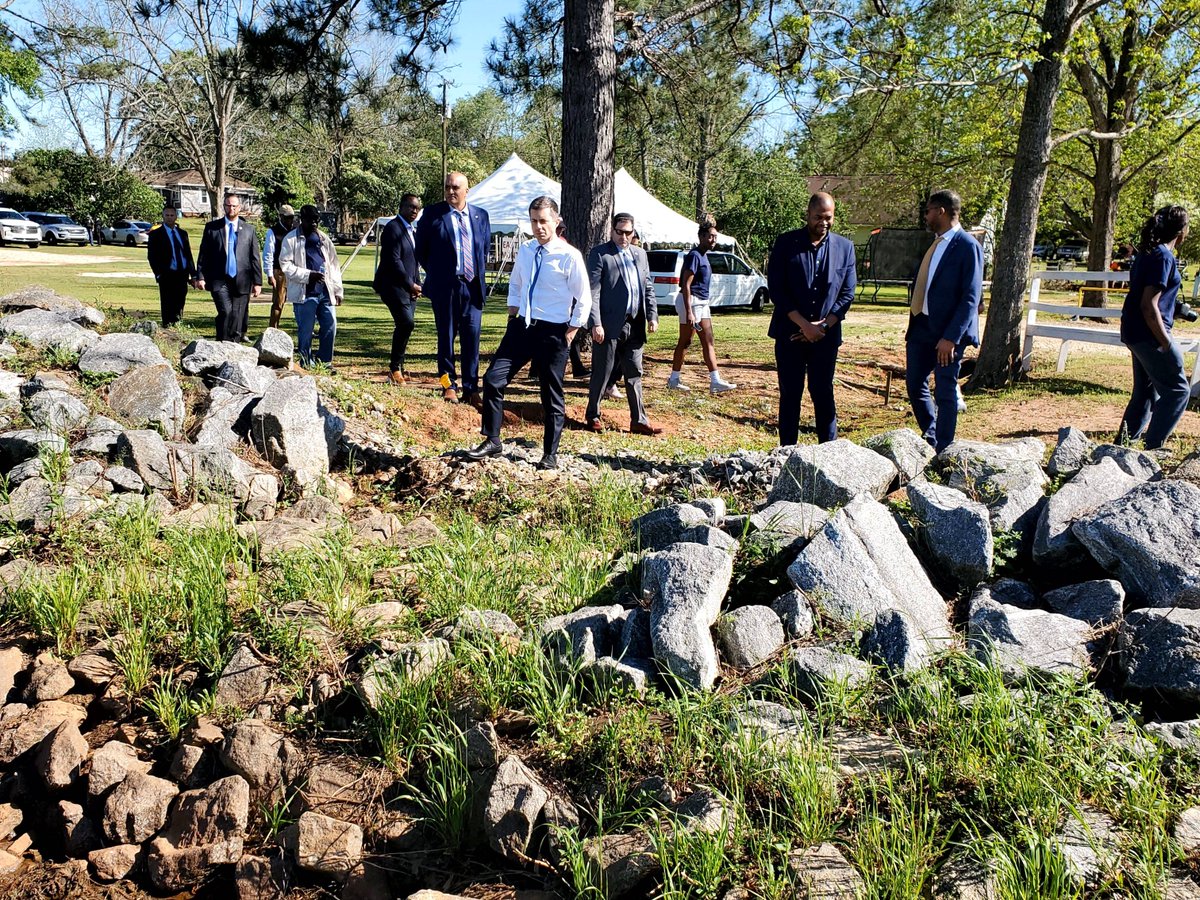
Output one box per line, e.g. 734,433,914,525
125,235,135,247
751,289,768,313
30,243,39,249
45,233,58,246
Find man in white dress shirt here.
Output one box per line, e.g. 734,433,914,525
462,196,591,470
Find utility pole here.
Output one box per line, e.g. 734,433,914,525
441,81,450,186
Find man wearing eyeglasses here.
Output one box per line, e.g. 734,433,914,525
584,213,662,435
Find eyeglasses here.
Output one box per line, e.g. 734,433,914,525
615,228,634,236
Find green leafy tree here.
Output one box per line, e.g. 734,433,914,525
6,148,162,224
0,14,38,136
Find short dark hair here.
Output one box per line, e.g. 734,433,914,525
400,193,421,207
926,189,961,217
163,204,177,213
612,212,635,229
529,196,559,214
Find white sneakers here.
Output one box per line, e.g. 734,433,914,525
603,385,623,400
709,375,737,394
666,375,691,392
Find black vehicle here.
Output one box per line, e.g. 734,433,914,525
1056,241,1088,262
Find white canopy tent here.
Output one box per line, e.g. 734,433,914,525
613,168,736,247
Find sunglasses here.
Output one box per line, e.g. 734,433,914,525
615,228,635,236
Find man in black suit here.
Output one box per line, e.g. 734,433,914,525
194,193,262,342
146,204,195,327
374,193,423,385
584,213,662,435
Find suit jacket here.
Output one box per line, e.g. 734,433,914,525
414,201,491,307
767,231,856,342
374,217,420,297
147,223,195,281
195,216,263,294
586,241,658,336
913,228,984,347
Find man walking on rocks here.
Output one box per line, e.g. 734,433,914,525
462,196,590,471
146,204,195,327
904,189,983,451
280,205,343,369
195,193,262,343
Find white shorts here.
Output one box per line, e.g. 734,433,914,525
675,294,711,323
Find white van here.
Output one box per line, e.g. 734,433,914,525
647,249,770,312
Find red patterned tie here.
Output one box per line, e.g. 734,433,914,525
459,212,474,281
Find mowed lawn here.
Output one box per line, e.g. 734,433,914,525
2,218,1198,458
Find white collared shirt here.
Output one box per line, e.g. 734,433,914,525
922,222,961,316
509,237,591,327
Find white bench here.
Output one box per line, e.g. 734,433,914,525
1021,269,1200,388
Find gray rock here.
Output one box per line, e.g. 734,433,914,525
937,438,1048,533
146,775,250,892
0,700,86,765
644,543,734,690
1054,806,1121,888
25,389,90,434
975,578,1039,610
104,465,145,493
1145,719,1200,754
442,608,522,646
115,429,174,492
907,479,993,590
631,503,710,551
24,651,74,702
937,437,1046,475
788,495,952,655
292,811,363,876
1176,808,1200,855
0,428,67,470
1091,443,1162,480
787,841,866,898
68,650,118,689
690,496,726,525
967,594,1095,678
255,328,295,368
715,606,784,669
78,333,166,375
109,364,185,439
243,473,279,521
772,590,814,639
195,386,258,448
464,721,500,770
66,458,108,494
58,799,99,857
1048,426,1095,479
747,500,830,551
169,745,208,788
619,607,653,660
171,443,260,501
1072,480,1200,609
72,416,123,457
0,648,25,704
1175,449,1200,488
1122,608,1200,702
214,644,275,710
250,376,332,489
88,741,152,798
0,308,99,354
22,370,76,396
864,428,935,483
861,609,934,673
219,720,295,804
5,456,43,486
583,657,655,696
211,360,278,395
35,719,88,790
1043,580,1124,626
89,844,143,881
539,604,625,662
785,646,872,700
678,524,739,552
0,369,22,400
180,339,259,376
0,342,13,359
358,639,451,710
484,755,549,861
1033,458,1144,568
102,772,180,844
767,438,898,508
0,287,103,323
934,852,1000,900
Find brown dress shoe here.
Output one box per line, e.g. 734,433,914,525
630,422,663,436
442,387,459,403
388,370,406,385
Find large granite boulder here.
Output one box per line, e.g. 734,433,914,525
0,308,98,354
967,592,1095,678
767,439,898,509
108,364,185,439
194,386,258,449
1033,457,1144,568
255,329,294,368
787,495,952,656
250,376,332,490
643,543,734,690
631,503,711,551
78,333,166,376
1048,426,1095,479
863,428,935,483
210,360,277,396
1072,480,1200,609
935,438,1048,533
1121,608,1200,702
745,500,829,552
1043,580,1125,627
0,428,67,471
25,390,89,435
180,339,259,376
115,430,175,492
0,287,104,324
1091,444,1161,480
907,479,993,590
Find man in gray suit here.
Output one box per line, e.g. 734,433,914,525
585,213,662,435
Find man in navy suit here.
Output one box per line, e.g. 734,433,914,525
194,193,262,342
905,189,984,451
146,204,195,327
415,171,492,406
374,193,423,384
767,192,857,445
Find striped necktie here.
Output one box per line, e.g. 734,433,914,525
458,211,474,281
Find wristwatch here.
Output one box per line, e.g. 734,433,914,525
819,321,828,333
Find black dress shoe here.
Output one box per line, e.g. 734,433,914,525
536,453,559,470
571,367,591,379
463,438,502,462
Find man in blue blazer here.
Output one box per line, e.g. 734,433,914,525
905,189,984,451
194,193,262,343
415,171,492,405
374,193,423,384
767,192,857,444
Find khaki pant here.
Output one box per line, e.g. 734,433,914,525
268,268,287,328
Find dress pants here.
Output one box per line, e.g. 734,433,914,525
906,314,966,452
775,335,840,445
1120,338,1190,449
586,315,649,426
379,284,416,373
481,317,570,456
158,272,189,327
432,278,483,394
268,268,287,329
210,278,249,343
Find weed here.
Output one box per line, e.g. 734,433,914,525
4,562,88,656
400,726,473,853
143,672,213,740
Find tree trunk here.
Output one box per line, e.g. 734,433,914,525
969,0,1081,390
694,153,709,223
1083,137,1122,306
561,0,615,252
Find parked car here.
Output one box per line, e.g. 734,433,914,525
101,219,152,246
22,212,90,246
647,249,770,312
0,208,41,248
1032,242,1055,260
1056,241,1088,263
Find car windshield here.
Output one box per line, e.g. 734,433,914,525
47,215,76,225
132,221,151,230
0,209,27,220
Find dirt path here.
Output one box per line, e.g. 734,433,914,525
0,248,123,266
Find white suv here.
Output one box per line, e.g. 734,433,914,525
0,208,41,248
647,249,770,312
23,212,90,246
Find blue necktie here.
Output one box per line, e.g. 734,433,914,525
169,228,182,271
225,222,237,278
525,245,545,325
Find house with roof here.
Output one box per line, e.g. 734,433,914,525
145,169,261,216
